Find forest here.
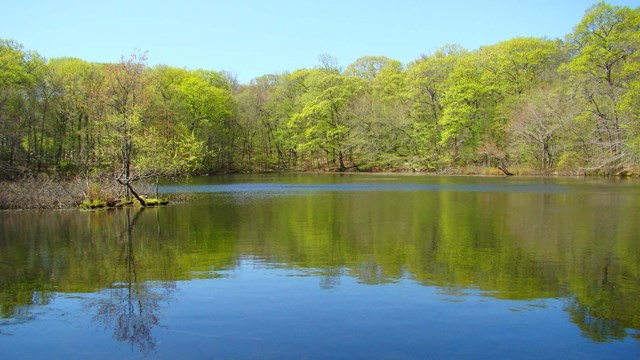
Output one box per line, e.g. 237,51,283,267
1,2,639,181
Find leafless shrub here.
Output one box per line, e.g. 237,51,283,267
0,175,118,210
0,175,191,210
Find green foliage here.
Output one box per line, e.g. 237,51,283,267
562,2,640,170
80,198,107,209
291,69,364,170
1,2,640,175
135,126,205,177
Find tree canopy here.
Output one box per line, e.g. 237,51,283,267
1,2,639,178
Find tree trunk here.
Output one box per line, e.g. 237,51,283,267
338,151,346,172
497,163,514,176
127,182,146,206
117,178,146,206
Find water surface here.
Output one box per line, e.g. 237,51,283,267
1,174,639,359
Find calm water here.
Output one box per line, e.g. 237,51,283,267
1,174,640,359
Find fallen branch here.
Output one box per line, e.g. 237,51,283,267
116,178,147,206
497,164,514,176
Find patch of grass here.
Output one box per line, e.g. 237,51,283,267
80,199,93,209
142,198,170,207
80,197,108,210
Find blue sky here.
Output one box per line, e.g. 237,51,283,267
1,0,638,83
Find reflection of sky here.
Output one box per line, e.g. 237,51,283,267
2,260,638,359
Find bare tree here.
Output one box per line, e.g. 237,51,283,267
509,86,577,170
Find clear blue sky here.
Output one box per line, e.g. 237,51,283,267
1,0,638,83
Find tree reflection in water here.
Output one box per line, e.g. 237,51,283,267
88,208,174,354
566,300,627,342
2,177,640,351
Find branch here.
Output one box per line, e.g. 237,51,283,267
582,152,627,172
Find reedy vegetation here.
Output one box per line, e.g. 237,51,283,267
1,2,639,179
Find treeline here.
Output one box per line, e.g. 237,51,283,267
1,2,639,179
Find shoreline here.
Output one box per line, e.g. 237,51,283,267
2,169,638,211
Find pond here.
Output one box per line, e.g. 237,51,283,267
1,174,639,359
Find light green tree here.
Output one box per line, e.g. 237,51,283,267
177,71,233,170
564,2,640,172
345,56,411,169
291,68,364,170
406,45,466,168
439,52,490,164
46,58,108,172
0,40,47,174
261,73,301,169
0,40,34,175
439,38,560,167
135,125,205,197
479,37,560,167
